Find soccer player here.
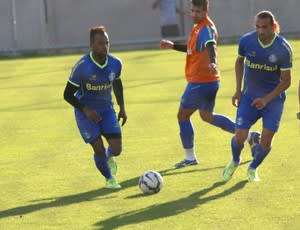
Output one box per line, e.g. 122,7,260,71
160,0,258,168
63,26,127,189
222,11,293,182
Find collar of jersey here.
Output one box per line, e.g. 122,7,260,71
89,52,108,69
257,33,277,48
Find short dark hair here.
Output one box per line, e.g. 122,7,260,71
89,25,106,44
255,11,280,33
191,0,208,11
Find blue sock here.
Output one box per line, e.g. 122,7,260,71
231,136,244,164
212,114,235,133
179,120,194,149
93,153,112,179
249,144,271,169
250,143,258,157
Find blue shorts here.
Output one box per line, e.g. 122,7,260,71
236,94,285,132
180,81,219,112
75,108,121,143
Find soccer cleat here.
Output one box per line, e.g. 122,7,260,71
106,177,121,189
248,131,261,149
222,161,239,181
108,157,117,176
247,168,260,182
174,159,198,168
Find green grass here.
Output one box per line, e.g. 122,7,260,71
0,40,299,230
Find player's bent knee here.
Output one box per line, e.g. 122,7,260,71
111,146,122,156
202,116,213,123
91,144,106,156
235,135,247,145
260,140,272,150
177,112,183,121
261,144,271,152
199,112,213,123
177,112,191,121
113,149,121,156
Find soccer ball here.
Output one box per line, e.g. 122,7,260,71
138,170,163,195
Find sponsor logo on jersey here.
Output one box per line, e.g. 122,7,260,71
86,82,112,91
245,58,278,72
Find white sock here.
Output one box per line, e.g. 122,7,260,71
184,148,196,161
246,131,252,142
105,148,112,158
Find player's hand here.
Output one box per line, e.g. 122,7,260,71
118,108,127,126
208,63,218,75
82,107,101,123
160,40,174,49
251,98,267,110
232,91,241,107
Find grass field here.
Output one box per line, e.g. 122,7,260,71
0,40,299,230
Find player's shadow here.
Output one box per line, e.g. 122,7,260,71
95,180,247,229
0,165,224,219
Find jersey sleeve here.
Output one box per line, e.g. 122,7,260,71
68,59,85,87
114,58,122,80
280,41,293,71
196,25,216,52
238,35,247,57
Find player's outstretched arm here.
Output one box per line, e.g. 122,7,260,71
160,40,174,49
160,40,187,52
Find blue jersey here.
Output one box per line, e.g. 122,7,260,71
196,24,217,52
238,31,293,99
68,52,122,111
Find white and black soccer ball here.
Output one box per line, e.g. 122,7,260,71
138,170,163,195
